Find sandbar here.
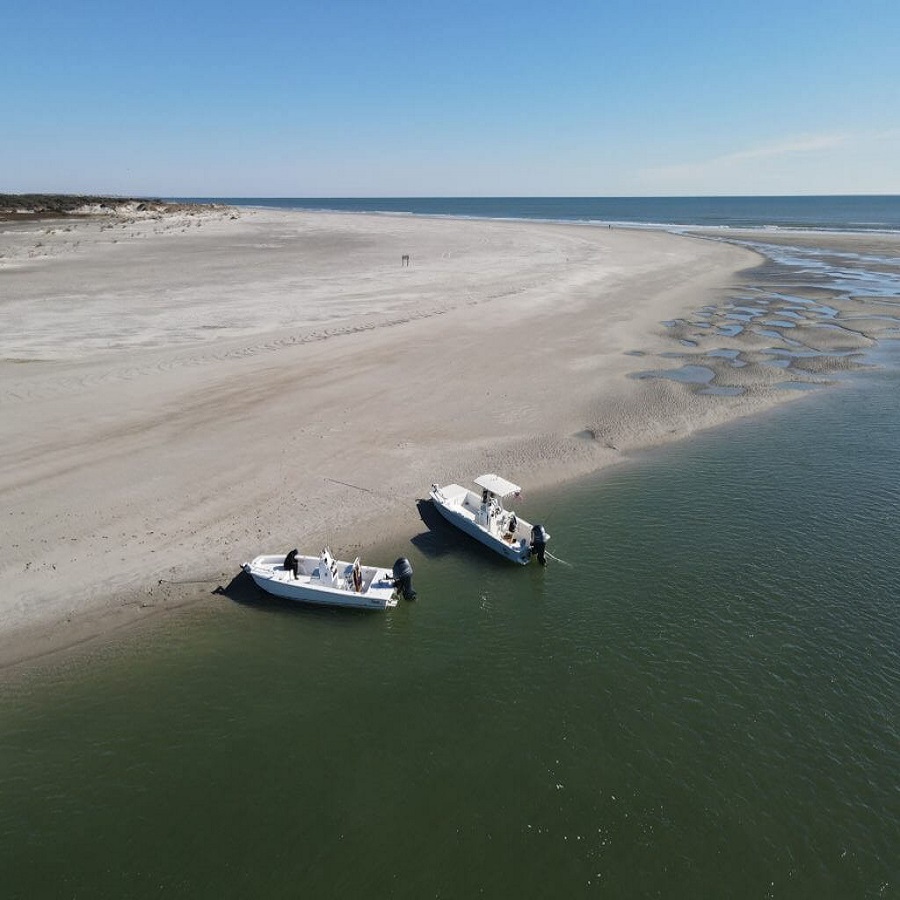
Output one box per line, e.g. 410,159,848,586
4,206,871,668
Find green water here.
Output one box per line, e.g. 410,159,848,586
2,358,898,898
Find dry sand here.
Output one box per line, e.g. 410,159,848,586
2,206,881,668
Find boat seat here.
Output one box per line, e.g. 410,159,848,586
318,549,341,587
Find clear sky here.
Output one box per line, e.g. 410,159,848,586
3,0,899,197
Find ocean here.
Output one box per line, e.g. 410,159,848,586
2,198,899,898
183,194,900,233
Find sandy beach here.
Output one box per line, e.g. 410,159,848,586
4,205,887,668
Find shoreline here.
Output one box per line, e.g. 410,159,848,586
2,207,894,671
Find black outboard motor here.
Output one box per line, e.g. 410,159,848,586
530,524,550,566
392,557,417,600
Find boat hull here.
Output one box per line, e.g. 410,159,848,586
242,554,399,609
430,485,532,565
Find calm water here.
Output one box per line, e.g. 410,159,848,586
2,365,898,898
3,199,899,897
181,195,900,233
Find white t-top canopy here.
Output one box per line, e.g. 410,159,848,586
474,474,521,497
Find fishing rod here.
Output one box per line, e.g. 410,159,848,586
323,476,408,508
323,476,377,494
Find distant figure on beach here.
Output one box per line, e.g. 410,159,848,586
401,254,410,266
284,548,299,579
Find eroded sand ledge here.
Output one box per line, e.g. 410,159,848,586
0,207,818,667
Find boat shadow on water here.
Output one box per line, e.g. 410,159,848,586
411,498,465,558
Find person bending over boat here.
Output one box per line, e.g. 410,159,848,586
284,548,300,579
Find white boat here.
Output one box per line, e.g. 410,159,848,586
242,548,413,610
429,474,550,565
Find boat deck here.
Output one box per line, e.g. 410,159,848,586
243,554,398,607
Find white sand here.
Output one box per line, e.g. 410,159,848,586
1,206,824,667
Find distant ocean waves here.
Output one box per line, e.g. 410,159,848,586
178,196,900,233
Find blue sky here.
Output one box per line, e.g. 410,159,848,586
3,0,899,196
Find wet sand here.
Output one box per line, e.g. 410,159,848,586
4,207,891,668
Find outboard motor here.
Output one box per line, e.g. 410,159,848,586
392,557,417,601
530,524,550,566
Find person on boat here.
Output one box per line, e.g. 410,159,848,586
284,548,300,579
504,512,518,542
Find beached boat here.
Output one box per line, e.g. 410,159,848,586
429,474,550,565
242,548,415,609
